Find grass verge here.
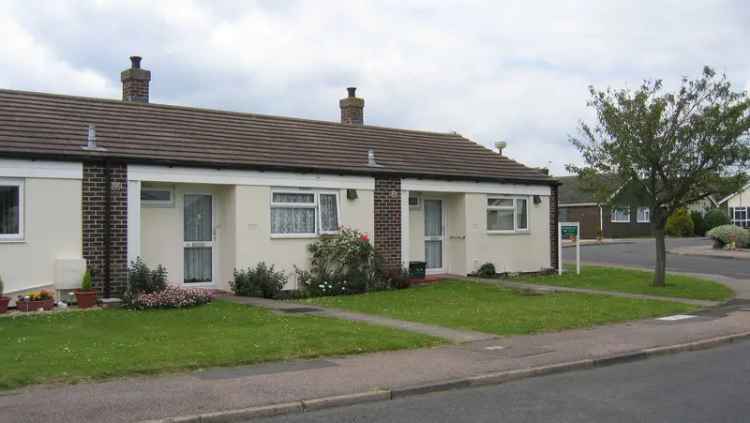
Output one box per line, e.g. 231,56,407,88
303,280,697,336
0,301,441,390
515,265,733,301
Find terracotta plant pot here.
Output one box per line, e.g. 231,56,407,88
0,296,9,314
16,298,55,312
75,290,98,309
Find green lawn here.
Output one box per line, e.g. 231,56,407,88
303,280,697,336
515,265,733,301
0,301,440,390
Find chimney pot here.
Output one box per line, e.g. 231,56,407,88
130,56,142,69
340,87,364,125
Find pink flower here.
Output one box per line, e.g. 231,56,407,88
360,234,369,242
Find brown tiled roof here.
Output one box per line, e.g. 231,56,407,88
0,89,555,184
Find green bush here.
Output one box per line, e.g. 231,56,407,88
690,211,707,236
126,258,167,299
477,262,497,278
707,224,750,248
230,262,287,299
297,228,391,297
704,209,730,232
0,275,4,296
665,208,694,237
81,271,93,291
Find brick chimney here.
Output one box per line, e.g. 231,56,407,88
339,87,364,125
121,56,151,103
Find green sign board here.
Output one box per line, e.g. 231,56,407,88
561,225,578,239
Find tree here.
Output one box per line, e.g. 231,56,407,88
569,67,750,286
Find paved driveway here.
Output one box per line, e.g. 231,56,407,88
563,237,750,280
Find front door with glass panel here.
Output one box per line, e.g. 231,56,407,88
424,199,444,272
184,194,214,284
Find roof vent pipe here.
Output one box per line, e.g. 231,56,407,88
82,124,107,151
87,124,96,148
367,148,383,167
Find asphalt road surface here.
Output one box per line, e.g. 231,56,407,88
563,237,750,280
256,339,750,423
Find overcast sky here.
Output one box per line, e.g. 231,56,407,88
1,1,747,175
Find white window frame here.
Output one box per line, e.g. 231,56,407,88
270,189,341,238
732,207,750,228
318,191,341,235
637,206,650,223
611,206,631,223
141,186,174,207
0,178,24,241
486,196,530,234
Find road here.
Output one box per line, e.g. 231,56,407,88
563,237,750,280
257,339,750,423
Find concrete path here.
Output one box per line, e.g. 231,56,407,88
216,294,496,343
5,302,750,423
467,277,721,307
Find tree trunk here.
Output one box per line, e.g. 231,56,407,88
653,224,667,287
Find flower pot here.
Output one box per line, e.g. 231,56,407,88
0,296,9,314
16,298,55,312
75,290,98,309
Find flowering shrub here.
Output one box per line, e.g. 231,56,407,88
129,286,213,310
707,224,749,248
297,227,407,296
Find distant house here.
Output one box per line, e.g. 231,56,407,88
718,183,750,228
0,56,560,300
557,176,652,239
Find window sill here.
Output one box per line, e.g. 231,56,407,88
487,230,530,236
610,221,631,224
0,237,25,244
271,234,319,239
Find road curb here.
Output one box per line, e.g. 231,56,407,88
667,250,750,261
141,331,750,422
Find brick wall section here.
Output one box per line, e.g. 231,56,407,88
82,162,128,297
550,184,559,270
374,176,402,271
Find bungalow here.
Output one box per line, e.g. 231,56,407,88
0,56,559,299
557,176,652,239
718,183,750,228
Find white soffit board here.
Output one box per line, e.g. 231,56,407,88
402,178,552,196
128,164,375,190
0,159,83,179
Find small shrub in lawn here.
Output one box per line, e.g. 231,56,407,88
704,209,730,232
81,270,93,291
477,262,497,278
129,286,213,310
666,208,694,237
230,262,287,299
707,224,749,249
0,275,4,296
126,257,167,296
691,211,707,236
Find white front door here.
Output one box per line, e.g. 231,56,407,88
424,199,444,273
183,193,214,285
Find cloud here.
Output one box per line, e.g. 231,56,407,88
1,0,748,175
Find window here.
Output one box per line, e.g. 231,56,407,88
0,179,23,241
271,190,340,236
141,187,173,207
487,197,529,233
731,207,750,228
611,207,631,223
637,207,650,223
